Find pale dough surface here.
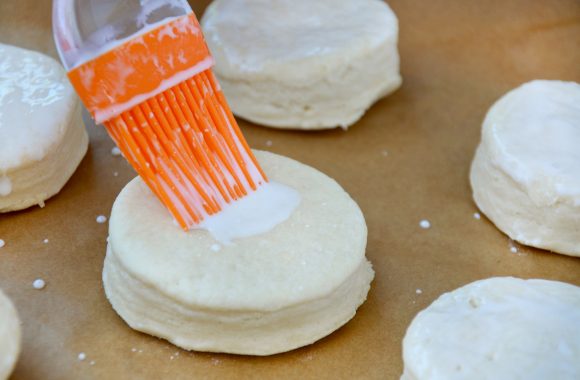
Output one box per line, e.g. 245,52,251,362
401,277,580,380
470,80,580,256
103,151,374,355
0,290,20,380
0,43,88,212
201,0,402,130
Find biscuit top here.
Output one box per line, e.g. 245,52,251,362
0,43,78,172
403,277,580,380
201,0,398,76
482,80,580,203
108,151,367,310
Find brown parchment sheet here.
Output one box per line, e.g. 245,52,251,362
1,1,579,379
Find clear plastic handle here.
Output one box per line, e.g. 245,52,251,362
52,0,192,70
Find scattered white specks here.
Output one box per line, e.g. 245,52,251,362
508,241,526,255
43,238,49,244
210,244,221,252
0,239,4,248
111,147,122,156
381,150,388,157
96,215,107,224
419,220,431,229
473,212,481,220
265,140,273,147
113,171,119,177
78,352,86,361
33,279,46,290
89,360,95,366
416,289,423,294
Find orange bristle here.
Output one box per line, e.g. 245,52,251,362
67,13,267,230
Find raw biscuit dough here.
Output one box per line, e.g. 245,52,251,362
470,80,580,256
103,151,374,355
201,0,402,130
401,277,580,380
0,43,88,212
0,290,21,380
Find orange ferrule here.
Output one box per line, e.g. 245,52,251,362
67,13,212,124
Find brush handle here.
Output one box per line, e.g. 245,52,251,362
53,0,192,70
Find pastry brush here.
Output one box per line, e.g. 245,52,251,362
53,0,266,229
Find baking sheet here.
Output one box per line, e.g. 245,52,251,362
1,1,579,379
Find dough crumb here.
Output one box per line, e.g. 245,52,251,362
0,239,4,248
96,215,107,224
473,212,481,220
32,278,46,290
419,220,431,229
508,240,521,254
78,352,86,361
111,147,122,156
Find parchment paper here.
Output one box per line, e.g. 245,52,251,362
0,1,579,379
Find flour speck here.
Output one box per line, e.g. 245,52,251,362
33,278,46,290
265,140,273,147
78,352,86,361
0,239,4,248
416,289,423,294
111,147,122,156
473,212,481,220
96,215,107,224
419,220,431,229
